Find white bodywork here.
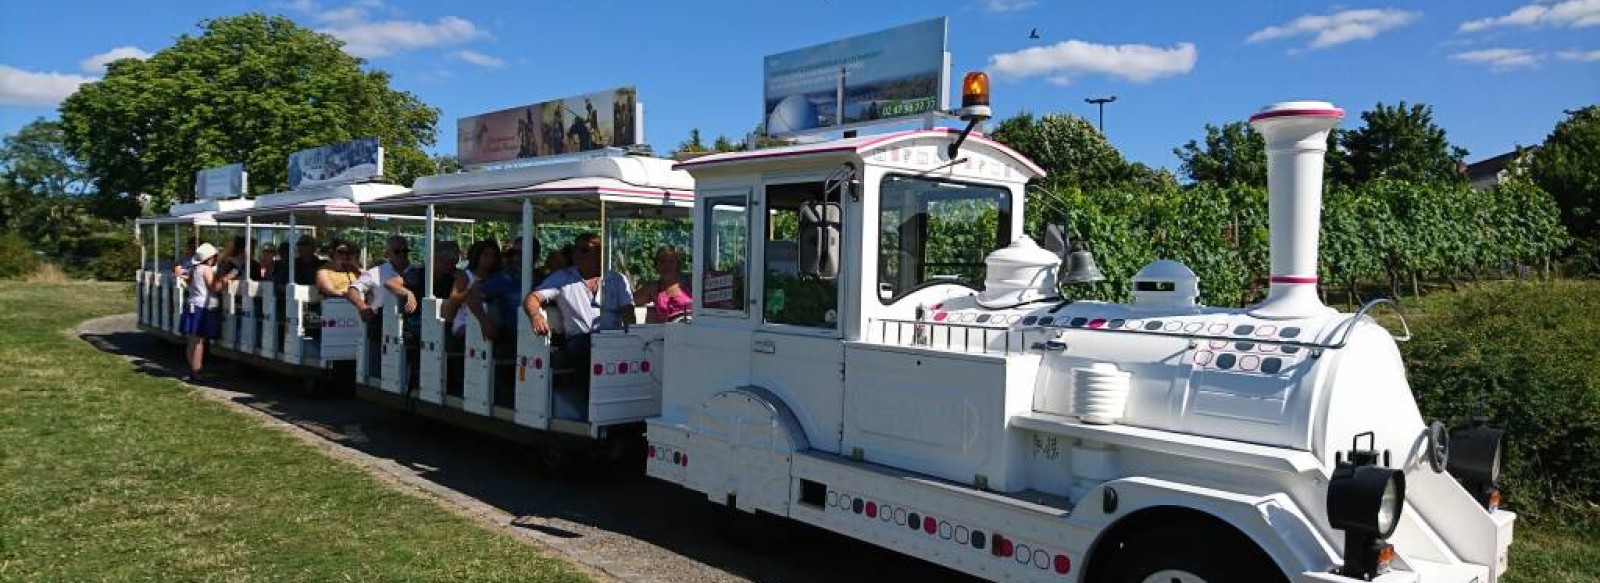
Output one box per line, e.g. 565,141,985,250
646,122,1513,582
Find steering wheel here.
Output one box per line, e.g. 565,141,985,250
1427,420,1451,473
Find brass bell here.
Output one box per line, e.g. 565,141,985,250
1063,243,1105,284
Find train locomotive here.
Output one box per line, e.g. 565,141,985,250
645,88,1514,582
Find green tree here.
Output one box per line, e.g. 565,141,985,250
1340,101,1468,185
1527,105,1600,271
711,134,740,152
990,112,1138,191
59,14,438,215
676,129,708,155
1174,121,1266,188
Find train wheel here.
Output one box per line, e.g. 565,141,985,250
1097,525,1283,583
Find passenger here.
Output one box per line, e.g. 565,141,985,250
215,236,261,283
179,243,230,381
635,245,693,323
273,235,326,289
345,235,422,324
449,240,503,340
484,236,536,334
540,244,572,280
314,240,362,299
523,233,635,386
256,243,278,281
431,240,462,300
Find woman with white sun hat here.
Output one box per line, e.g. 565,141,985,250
179,242,232,382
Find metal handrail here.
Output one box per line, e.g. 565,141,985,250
871,298,1412,357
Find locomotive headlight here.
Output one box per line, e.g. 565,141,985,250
1447,426,1505,510
1328,464,1407,537
1447,426,1504,485
1328,458,1406,580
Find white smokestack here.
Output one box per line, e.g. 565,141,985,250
1248,101,1343,319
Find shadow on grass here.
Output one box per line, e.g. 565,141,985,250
80,317,980,583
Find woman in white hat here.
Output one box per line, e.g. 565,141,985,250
180,243,229,381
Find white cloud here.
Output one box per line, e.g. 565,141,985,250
321,15,484,58
983,0,1037,12
1247,8,1421,50
452,49,503,67
289,1,485,58
79,46,153,74
1450,48,1543,71
1460,0,1600,32
0,65,96,106
1558,48,1600,61
987,40,1197,85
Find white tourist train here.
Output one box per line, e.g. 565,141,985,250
131,53,1515,583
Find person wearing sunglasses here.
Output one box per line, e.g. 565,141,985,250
315,240,362,299
345,235,422,323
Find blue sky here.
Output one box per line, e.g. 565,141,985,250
2,0,1596,172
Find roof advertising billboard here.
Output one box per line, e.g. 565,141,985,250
763,17,948,137
457,86,641,166
194,163,248,200
288,137,383,190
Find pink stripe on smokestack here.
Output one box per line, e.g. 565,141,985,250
1249,101,1344,319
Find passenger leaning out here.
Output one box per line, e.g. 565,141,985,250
523,233,635,381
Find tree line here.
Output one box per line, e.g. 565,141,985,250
0,13,1594,295
992,104,1586,308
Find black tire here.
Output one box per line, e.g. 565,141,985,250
1097,524,1285,583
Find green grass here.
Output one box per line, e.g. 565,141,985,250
1,281,1595,582
0,282,589,582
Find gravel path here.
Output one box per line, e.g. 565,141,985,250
77,314,982,583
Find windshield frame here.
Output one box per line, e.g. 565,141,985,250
875,173,1013,305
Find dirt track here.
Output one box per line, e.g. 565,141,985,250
78,314,982,583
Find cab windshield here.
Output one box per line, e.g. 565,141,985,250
877,175,1011,303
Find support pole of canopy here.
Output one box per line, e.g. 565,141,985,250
244,216,254,284
597,200,607,306
520,199,533,298
287,212,298,290
424,204,436,299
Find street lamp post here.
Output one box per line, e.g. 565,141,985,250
1085,96,1117,133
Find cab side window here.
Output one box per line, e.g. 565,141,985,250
700,196,748,313
762,181,838,329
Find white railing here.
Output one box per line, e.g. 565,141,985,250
867,318,1053,356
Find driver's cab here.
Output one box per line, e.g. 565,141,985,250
662,129,1042,455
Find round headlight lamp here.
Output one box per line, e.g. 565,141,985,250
1328,464,1407,538
1447,426,1505,485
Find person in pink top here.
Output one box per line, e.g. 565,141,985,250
634,246,693,323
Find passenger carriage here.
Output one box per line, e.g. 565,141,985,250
135,197,259,343
354,152,694,460
208,182,419,388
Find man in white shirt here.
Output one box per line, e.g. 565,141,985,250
345,235,421,321
524,233,634,396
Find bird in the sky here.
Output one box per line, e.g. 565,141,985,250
1028,28,1040,39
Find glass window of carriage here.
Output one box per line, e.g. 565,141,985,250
762,181,839,329
700,196,748,314
878,175,1010,303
